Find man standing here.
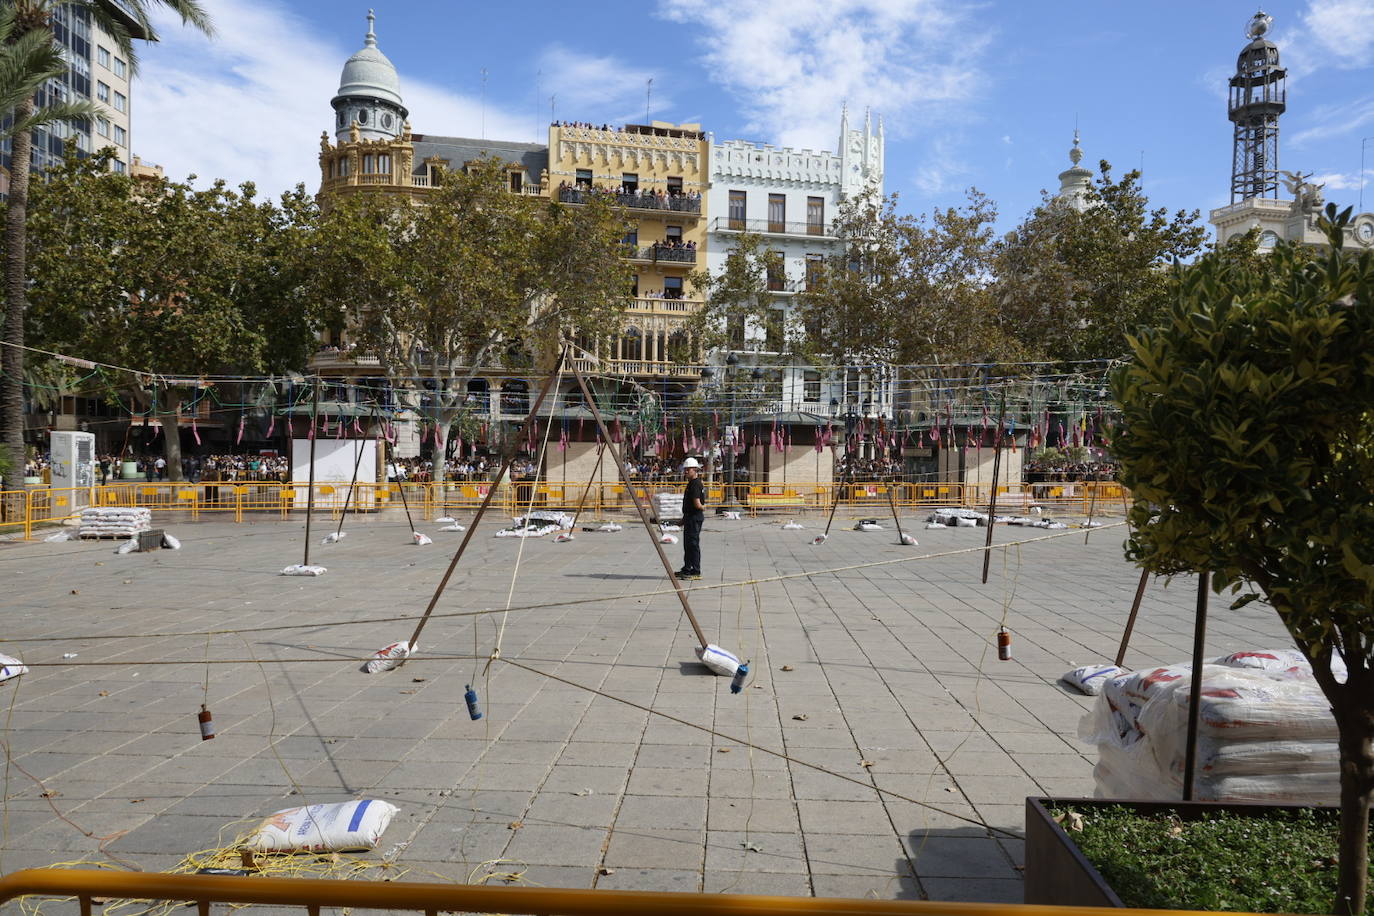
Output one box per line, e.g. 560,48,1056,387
676,457,706,580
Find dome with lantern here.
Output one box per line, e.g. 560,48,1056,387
331,10,408,142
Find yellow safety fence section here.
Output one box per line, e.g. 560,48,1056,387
0,868,1236,916
0,480,1130,540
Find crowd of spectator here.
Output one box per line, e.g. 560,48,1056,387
557,182,702,213
1023,458,1118,482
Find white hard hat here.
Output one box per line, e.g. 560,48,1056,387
682,457,701,469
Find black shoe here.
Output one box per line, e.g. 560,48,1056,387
680,570,702,580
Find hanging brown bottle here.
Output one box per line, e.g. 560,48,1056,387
997,626,1012,661
198,704,215,740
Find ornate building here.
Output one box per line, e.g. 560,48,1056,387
1209,11,1374,251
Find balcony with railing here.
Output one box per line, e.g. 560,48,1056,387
710,217,834,238
559,186,702,217
626,296,699,314
626,244,697,264
569,356,702,378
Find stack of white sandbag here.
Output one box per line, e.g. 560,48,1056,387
928,508,985,527
79,507,152,539
1079,648,1341,804
653,493,684,522
495,510,574,538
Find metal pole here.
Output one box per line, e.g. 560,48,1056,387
726,377,736,507
404,348,568,655
333,405,375,539
980,391,1006,584
1114,566,1150,668
567,439,606,529
1182,570,1210,801
884,474,906,543
569,360,709,648
302,377,320,568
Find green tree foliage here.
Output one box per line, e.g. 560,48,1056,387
1112,207,1374,915
994,161,1206,362
792,188,1008,368
1,0,211,477
685,231,784,357
310,158,631,481
25,153,318,479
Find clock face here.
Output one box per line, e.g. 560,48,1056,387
1358,221,1374,244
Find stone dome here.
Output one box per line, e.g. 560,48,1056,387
333,10,402,107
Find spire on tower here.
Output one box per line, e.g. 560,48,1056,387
365,9,377,48
1069,129,1083,166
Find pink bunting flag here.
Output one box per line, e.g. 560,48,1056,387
336,416,344,439
353,416,363,436
267,414,276,439
192,417,201,446
236,414,245,445
307,415,315,440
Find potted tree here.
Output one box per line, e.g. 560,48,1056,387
1074,207,1374,914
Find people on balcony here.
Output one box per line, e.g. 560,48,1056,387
557,181,702,212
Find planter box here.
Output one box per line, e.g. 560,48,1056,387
1024,796,1323,907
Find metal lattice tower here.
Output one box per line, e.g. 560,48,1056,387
1229,11,1287,203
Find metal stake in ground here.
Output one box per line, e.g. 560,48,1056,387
568,361,710,649
1114,566,1151,668
818,459,853,542
1084,480,1100,544
331,404,377,541
403,348,568,656
302,376,321,568
980,390,1007,584
883,474,908,544
567,439,607,529
1182,570,1210,801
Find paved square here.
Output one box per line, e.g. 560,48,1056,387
0,507,1291,901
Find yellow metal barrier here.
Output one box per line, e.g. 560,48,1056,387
2,479,1131,539
0,868,1235,916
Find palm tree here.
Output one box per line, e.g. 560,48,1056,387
0,0,211,482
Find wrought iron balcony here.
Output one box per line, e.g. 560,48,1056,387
710,217,834,238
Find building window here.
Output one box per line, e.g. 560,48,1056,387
113,90,126,112
728,190,746,230
768,194,785,233
113,124,126,146
378,153,390,173
97,45,109,68
807,197,824,234
508,170,522,192
339,157,350,177
96,81,109,103
727,314,745,349
767,256,784,292
665,225,682,243
666,175,682,196
805,254,824,290
96,116,110,138
765,307,783,353
362,153,374,173
622,172,638,193
663,276,683,300
804,371,822,402
575,168,592,188
111,159,126,174
112,57,126,78
620,327,643,361
357,108,367,124
337,110,345,127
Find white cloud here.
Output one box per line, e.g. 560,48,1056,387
913,136,970,195
1289,95,1374,147
538,46,671,127
1308,171,1363,191
134,0,533,197
1302,0,1374,66
657,0,990,151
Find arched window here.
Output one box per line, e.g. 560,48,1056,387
666,329,689,362
466,378,489,411
501,380,529,415
621,326,643,361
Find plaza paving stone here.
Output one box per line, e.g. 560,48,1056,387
0,508,1293,903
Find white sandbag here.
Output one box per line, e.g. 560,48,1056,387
899,533,918,546
1030,506,1043,516
1061,664,1127,696
439,524,466,532
242,799,399,853
435,516,456,524
811,534,828,545
954,517,978,528
782,521,804,530
115,539,138,555
721,510,741,520
697,643,741,677
653,493,684,521
363,640,411,674
554,532,574,543
281,564,327,576
43,531,71,542
412,532,432,546
322,531,345,544
925,522,947,530
0,654,28,682
161,533,182,550
660,533,678,544
1214,648,1309,673
854,520,883,532
595,523,622,533
659,523,682,532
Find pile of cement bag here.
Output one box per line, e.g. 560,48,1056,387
79,507,151,538
1079,649,1342,804
653,493,684,522
496,510,574,538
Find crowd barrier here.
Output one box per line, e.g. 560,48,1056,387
0,479,1130,540
0,868,1238,916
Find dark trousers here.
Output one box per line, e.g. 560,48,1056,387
683,514,703,573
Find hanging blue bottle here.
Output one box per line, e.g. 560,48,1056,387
464,684,483,720
730,661,750,694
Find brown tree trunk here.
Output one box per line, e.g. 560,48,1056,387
158,393,185,482
1335,697,1374,916
1,105,34,483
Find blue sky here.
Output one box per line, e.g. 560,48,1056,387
134,0,1374,236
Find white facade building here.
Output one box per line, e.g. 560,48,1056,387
704,108,888,419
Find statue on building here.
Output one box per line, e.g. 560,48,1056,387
1282,170,1325,225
